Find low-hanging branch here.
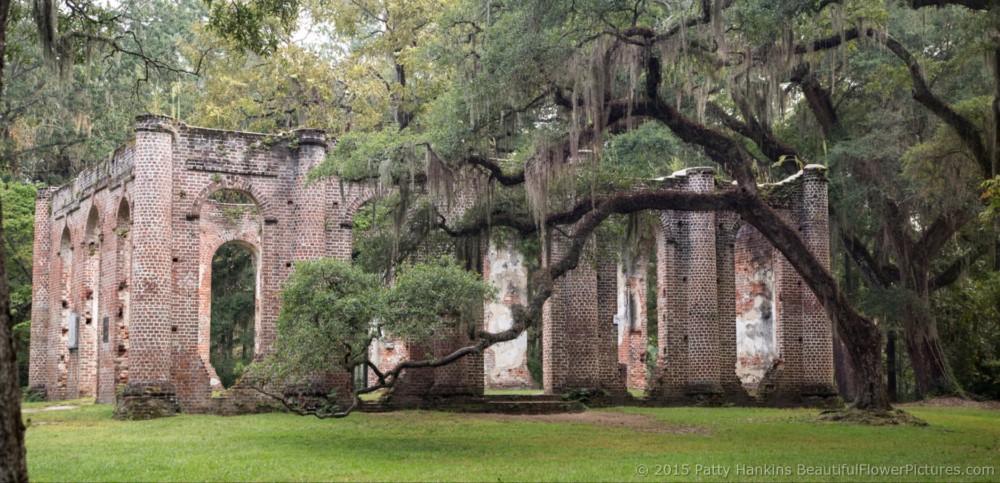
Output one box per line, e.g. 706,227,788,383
254,188,741,418
876,33,991,177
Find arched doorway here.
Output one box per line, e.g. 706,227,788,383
209,241,259,391
195,188,264,394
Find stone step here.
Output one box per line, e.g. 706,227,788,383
359,401,392,413
484,400,586,415
483,394,563,402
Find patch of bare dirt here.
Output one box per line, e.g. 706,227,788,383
899,397,1000,411
467,411,709,434
22,405,78,414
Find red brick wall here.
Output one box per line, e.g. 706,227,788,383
649,166,835,406
29,119,835,411
30,116,364,412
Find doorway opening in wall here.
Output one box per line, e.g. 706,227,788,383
210,242,258,394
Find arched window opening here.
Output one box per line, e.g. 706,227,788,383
208,189,260,223
209,242,258,390
58,227,73,392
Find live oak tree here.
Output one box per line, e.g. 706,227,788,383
253,257,495,417
1,1,203,480
210,0,906,412
783,2,1000,399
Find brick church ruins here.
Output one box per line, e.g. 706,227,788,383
27,115,837,415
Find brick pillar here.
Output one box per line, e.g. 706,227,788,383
682,168,722,398
799,166,836,399
117,114,178,418
542,230,572,394
763,209,804,402
652,210,685,400
28,188,55,394
292,129,328,261
277,129,329,356
431,323,484,396
715,212,745,400
596,241,626,396
542,228,623,395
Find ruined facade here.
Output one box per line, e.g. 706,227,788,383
29,117,836,416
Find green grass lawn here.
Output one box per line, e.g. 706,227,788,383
22,401,999,482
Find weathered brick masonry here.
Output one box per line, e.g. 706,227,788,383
28,116,369,415
648,167,837,405
29,117,836,415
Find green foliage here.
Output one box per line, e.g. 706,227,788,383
384,257,497,343
981,177,1000,223
2,0,208,185
270,258,382,379
603,122,689,181
2,181,37,387
262,256,494,384
902,96,992,215
934,271,1000,400
206,0,299,55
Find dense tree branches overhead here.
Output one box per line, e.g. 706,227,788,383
200,0,1000,411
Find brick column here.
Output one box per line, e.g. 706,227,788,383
117,114,178,418
28,188,55,394
541,229,574,393
715,212,745,399
542,229,618,394
798,166,836,399
762,208,804,402
431,323,484,396
652,209,685,399
292,129,328,261
596,241,626,395
681,168,722,398
273,129,329,357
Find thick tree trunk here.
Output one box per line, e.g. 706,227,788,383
738,196,891,410
903,294,960,398
896,265,961,398
887,329,897,402
0,0,28,480
0,195,28,482
831,309,891,410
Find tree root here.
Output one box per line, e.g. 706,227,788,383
817,408,928,426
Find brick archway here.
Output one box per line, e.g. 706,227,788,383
338,187,376,228
196,205,264,391
188,176,276,221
